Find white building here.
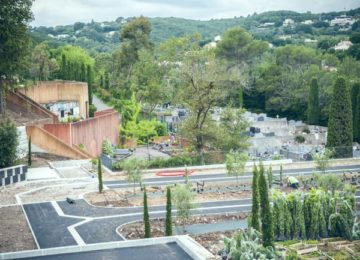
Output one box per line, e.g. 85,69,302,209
302,20,314,25
334,40,353,51
283,19,295,27
330,15,356,27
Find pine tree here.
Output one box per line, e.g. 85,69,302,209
258,163,274,248
86,65,93,105
28,136,31,167
326,77,353,158
250,164,260,231
143,188,151,238
165,186,172,236
98,158,103,193
80,63,86,82
353,84,360,142
307,78,320,125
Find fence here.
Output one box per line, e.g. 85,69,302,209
0,165,27,187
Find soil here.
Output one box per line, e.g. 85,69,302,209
0,206,37,253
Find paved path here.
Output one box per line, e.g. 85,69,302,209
92,95,112,111
20,164,360,249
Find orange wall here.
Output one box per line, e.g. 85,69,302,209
19,81,89,119
26,125,88,159
43,109,120,157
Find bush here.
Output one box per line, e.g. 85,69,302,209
98,88,112,103
102,139,113,156
147,154,193,169
0,118,18,168
302,127,310,134
89,104,97,117
295,135,305,143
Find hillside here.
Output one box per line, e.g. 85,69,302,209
30,8,360,53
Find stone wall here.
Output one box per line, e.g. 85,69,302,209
0,165,27,187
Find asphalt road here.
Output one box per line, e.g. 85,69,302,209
22,164,360,249
105,164,360,188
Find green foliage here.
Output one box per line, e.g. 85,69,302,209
258,162,274,247
250,164,260,231
172,183,196,231
86,64,93,105
286,192,305,239
313,148,333,173
0,118,18,168
165,186,172,236
279,164,283,185
28,136,32,167
267,165,273,188
147,154,193,169
307,78,320,125
101,139,113,156
29,43,59,80
97,157,103,193
89,104,97,118
352,83,360,142
222,228,279,260
0,0,33,114
314,173,344,195
122,158,147,194
294,135,305,143
225,150,248,183
143,188,151,238
326,77,353,158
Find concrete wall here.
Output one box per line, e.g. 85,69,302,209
43,109,120,157
26,125,89,159
0,165,27,187
19,81,89,119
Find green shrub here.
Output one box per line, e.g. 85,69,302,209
102,139,114,156
295,135,305,143
89,104,97,117
147,154,193,169
0,118,18,168
98,88,112,102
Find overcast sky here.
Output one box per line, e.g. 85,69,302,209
31,0,360,27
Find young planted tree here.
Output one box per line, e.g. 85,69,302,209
313,148,333,174
225,150,248,184
165,186,172,236
122,158,146,194
279,164,283,186
86,65,93,105
326,77,353,158
258,163,274,247
173,183,196,232
28,136,32,167
287,192,305,239
353,84,360,142
0,118,18,168
143,188,151,238
250,164,260,231
97,157,103,193
307,78,320,125
267,165,273,189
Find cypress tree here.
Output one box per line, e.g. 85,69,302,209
250,164,260,231
326,77,353,158
307,78,320,125
104,71,110,90
61,54,67,80
80,63,86,82
267,165,273,189
258,163,274,248
28,136,31,167
98,157,103,193
165,186,172,236
353,85,360,142
143,188,151,238
87,65,93,105
100,74,104,88
279,164,283,186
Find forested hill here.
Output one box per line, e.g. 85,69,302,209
30,8,360,53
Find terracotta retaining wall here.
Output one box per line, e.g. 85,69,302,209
43,109,120,157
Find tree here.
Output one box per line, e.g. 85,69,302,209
225,150,248,184
258,163,274,247
216,27,268,107
307,78,320,125
29,43,59,81
177,50,237,163
86,65,93,105
28,136,32,167
250,164,260,231
80,63,86,82
315,173,344,195
165,186,172,236
313,148,333,174
122,158,146,194
172,183,196,232
352,83,360,142
326,77,353,158
104,71,110,89
0,118,18,168
267,165,273,189
98,157,103,193
0,0,33,114
279,164,283,186
143,188,151,238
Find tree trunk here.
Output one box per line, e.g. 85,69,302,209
196,135,205,165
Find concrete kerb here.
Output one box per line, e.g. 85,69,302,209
0,236,213,260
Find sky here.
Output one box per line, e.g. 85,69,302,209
31,0,360,27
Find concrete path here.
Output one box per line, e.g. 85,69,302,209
92,95,112,111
